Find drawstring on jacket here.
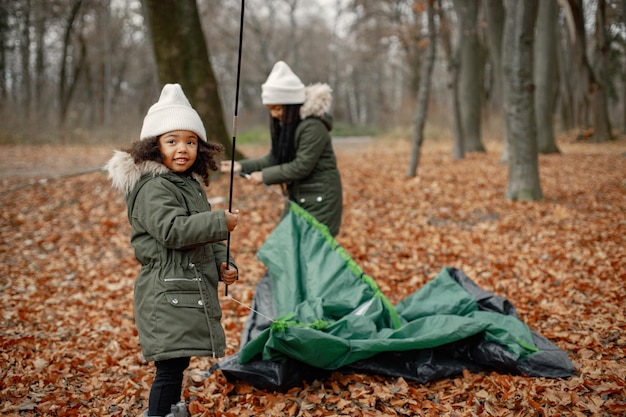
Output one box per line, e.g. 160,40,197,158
190,263,217,358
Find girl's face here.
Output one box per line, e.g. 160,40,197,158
267,104,283,120
158,130,199,173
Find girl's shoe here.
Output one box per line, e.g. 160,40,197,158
166,401,187,417
142,402,186,417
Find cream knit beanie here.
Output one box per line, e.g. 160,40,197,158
140,83,207,141
261,61,305,105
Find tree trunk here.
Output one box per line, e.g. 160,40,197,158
99,0,112,127
556,20,575,132
438,0,464,159
34,1,46,123
484,0,505,112
484,0,510,162
0,0,7,103
20,0,32,122
59,0,85,130
503,0,543,201
589,0,612,142
143,0,235,155
286,0,300,65
407,0,437,177
562,0,611,141
623,0,626,133
534,0,560,153
453,0,485,153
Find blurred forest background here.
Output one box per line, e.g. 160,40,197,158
1,0,624,146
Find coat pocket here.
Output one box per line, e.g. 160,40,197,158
293,182,326,205
164,292,207,309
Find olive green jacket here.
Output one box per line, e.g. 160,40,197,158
105,151,234,361
240,83,343,236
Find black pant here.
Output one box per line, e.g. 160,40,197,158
148,356,190,416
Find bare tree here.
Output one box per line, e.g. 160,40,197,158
502,0,543,201
99,0,112,127
59,0,86,130
534,0,560,153
555,8,576,132
407,0,437,177
0,0,7,103
19,0,32,121
589,0,613,142
452,0,486,153
484,0,511,162
286,0,300,64
143,0,231,152
561,0,612,141
438,0,464,159
623,0,626,133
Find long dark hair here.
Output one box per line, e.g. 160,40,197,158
123,137,224,186
270,104,302,164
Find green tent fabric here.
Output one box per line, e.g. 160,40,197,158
238,202,539,370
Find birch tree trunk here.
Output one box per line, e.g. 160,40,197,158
407,0,437,177
143,0,231,152
534,0,560,153
503,0,543,201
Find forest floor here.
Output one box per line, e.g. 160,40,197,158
1,134,625,416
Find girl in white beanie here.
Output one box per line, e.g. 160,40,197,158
105,83,239,417
221,61,343,237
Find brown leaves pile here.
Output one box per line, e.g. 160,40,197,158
1,137,624,416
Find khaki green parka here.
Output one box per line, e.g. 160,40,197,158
240,83,343,236
105,151,234,362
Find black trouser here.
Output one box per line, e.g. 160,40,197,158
148,356,190,416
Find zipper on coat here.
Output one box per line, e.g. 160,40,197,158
163,277,201,282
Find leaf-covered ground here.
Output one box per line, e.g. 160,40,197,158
1,136,625,416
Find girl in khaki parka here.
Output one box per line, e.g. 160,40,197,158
221,61,343,237
105,83,239,417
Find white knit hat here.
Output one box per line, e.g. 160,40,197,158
261,61,305,105
140,83,207,141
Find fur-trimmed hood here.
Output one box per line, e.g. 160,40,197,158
300,83,332,119
104,150,169,195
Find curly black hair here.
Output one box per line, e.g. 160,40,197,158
123,136,224,186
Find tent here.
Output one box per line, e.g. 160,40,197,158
210,203,575,390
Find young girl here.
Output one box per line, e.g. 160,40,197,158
221,61,342,237
105,83,239,417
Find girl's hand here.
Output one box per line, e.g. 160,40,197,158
220,262,238,285
225,209,239,232
249,171,263,185
220,160,241,174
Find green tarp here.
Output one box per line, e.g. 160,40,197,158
238,203,538,369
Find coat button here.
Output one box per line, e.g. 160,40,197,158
172,298,179,304
316,196,323,202
299,198,306,203
188,263,195,268
197,300,204,306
